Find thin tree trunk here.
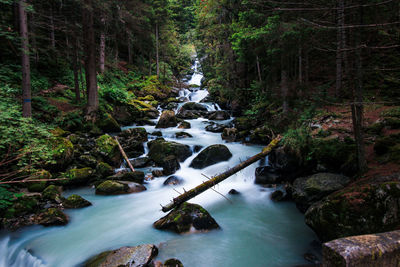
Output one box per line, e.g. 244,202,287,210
73,37,81,102
298,47,302,84
127,30,132,64
305,49,309,86
161,136,282,212
149,52,152,76
50,7,55,48
351,3,367,173
256,55,262,83
83,0,98,114
336,0,345,97
99,16,105,73
156,23,160,78
281,53,289,114
19,0,31,118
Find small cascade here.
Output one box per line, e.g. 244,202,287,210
0,237,45,267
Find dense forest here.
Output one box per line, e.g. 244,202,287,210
1,0,400,266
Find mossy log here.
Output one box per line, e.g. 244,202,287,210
161,136,282,212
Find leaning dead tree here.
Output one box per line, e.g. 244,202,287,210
161,136,282,212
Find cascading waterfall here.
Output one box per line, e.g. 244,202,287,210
0,58,318,267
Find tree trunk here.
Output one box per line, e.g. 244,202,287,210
281,53,289,114
99,17,105,73
50,7,55,48
83,0,98,114
155,23,160,78
161,136,282,212
336,0,345,97
73,37,81,102
127,30,132,64
256,55,262,83
19,0,31,118
351,3,367,173
298,46,302,84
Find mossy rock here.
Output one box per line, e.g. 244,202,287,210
96,113,121,133
51,137,74,168
51,127,70,137
84,244,158,267
79,155,98,168
180,102,208,111
131,99,156,111
43,185,62,201
234,116,258,131
95,134,122,167
374,134,400,163
96,162,114,178
153,202,220,234
27,170,52,192
156,110,178,129
63,167,94,186
38,208,69,226
107,171,145,184
305,177,400,242
63,194,92,209
138,95,155,101
95,180,146,195
292,173,351,212
9,195,39,217
147,138,192,165
189,144,232,169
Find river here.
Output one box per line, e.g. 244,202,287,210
0,60,318,267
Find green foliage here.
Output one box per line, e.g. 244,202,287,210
0,185,23,211
0,91,55,171
282,126,312,159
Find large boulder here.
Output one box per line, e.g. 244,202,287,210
63,194,92,209
96,180,146,195
292,173,351,212
160,155,180,175
207,111,230,120
130,157,152,168
153,203,220,233
147,138,192,164
84,244,158,267
156,110,177,128
176,110,201,120
189,144,232,169
96,113,121,133
95,134,122,167
305,173,400,242
62,167,95,186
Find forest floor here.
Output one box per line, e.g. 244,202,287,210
314,103,400,182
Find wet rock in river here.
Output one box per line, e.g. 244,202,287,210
175,132,193,139
153,202,220,234
161,155,181,175
228,189,240,195
180,102,208,112
63,194,92,209
148,138,192,164
156,110,178,128
163,175,183,186
164,258,184,267
178,121,191,129
107,171,145,184
207,110,230,120
205,122,226,133
38,208,69,226
189,144,232,169
130,157,152,168
255,166,284,185
95,180,146,195
84,244,158,267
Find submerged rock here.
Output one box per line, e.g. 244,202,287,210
228,189,240,195
156,110,178,128
84,244,158,267
292,173,351,212
164,258,184,267
153,202,220,234
96,180,146,195
163,175,183,186
189,144,232,169
63,194,92,209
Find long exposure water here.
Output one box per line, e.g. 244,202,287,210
0,60,318,267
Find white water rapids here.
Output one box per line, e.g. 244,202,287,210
0,60,318,267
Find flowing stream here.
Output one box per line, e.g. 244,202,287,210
0,60,318,267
